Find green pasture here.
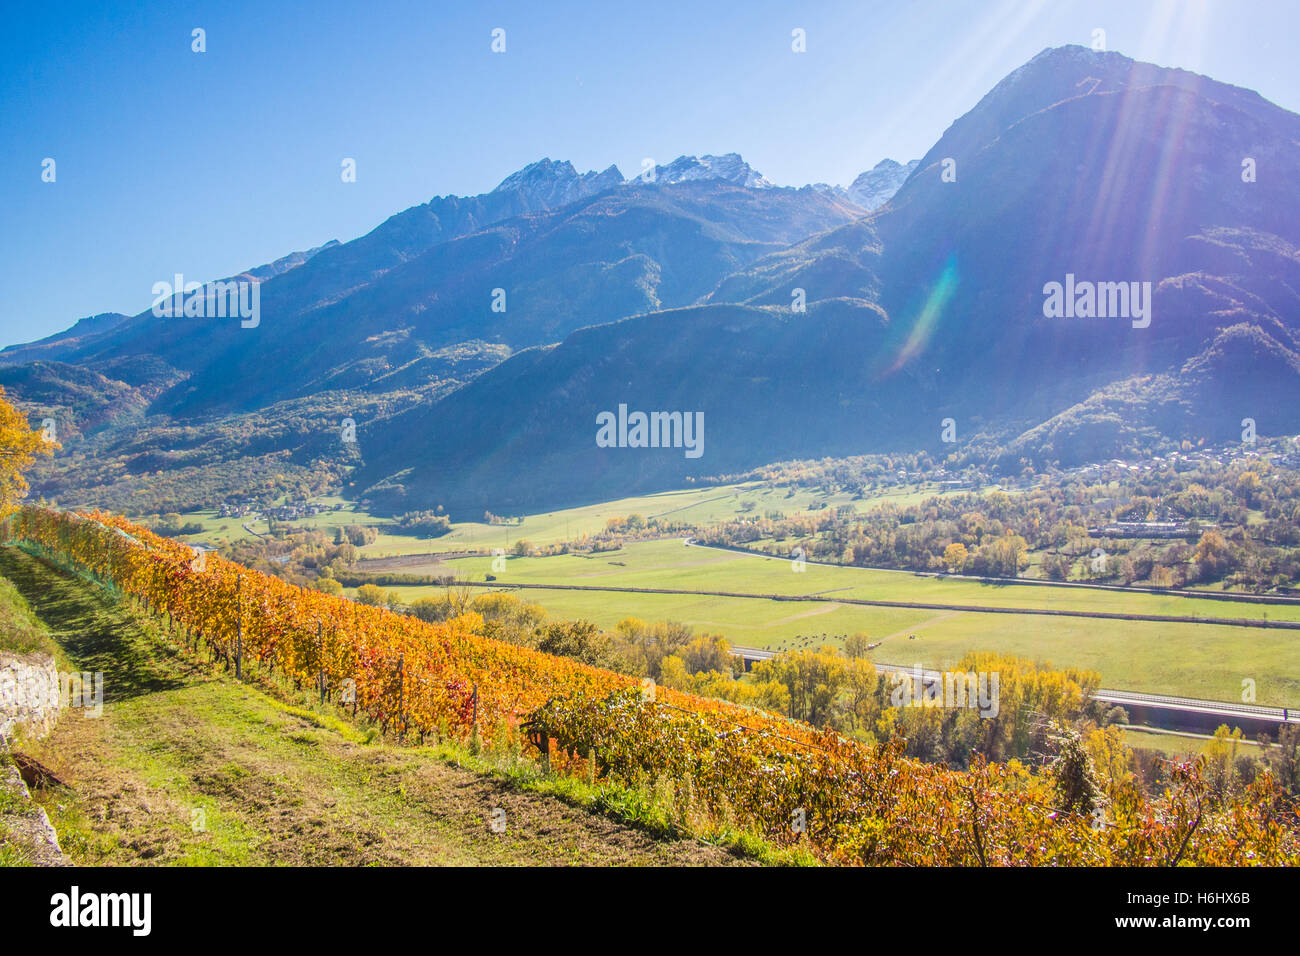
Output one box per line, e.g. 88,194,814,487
164,481,942,554
410,538,1300,623
358,539,1300,706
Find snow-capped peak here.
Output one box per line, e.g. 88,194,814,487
492,158,624,208
845,158,920,211
647,153,774,189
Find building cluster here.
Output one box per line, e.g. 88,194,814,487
264,500,333,521
886,467,989,491
1090,505,1194,539
214,499,342,521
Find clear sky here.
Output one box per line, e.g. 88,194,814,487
4,0,1298,347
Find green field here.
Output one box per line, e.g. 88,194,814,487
390,538,1300,623
355,482,942,557
168,482,942,555
363,539,1300,707
168,495,386,545
162,482,1300,707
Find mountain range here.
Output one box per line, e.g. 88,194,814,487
2,153,875,415
4,45,1299,516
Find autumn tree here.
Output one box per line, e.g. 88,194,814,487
985,532,1028,577
657,654,691,690
535,619,613,668
470,592,547,646
1235,471,1262,507
1049,724,1105,817
844,632,873,658
355,583,386,606
1084,724,1140,805
841,656,882,736
0,387,53,517
679,633,738,676
752,646,847,726
1193,529,1234,580
942,542,968,572
344,524,376,547
1261,723,1300,797
957,651,1099,761
611,617,694,679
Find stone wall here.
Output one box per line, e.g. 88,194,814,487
0,652,71,865
0,651,60,743
0,760,70,866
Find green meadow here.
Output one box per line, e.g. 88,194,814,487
169,481,941,553
164,485,1300,706
359,538,1300,707
354,482,939,557
396,538,1300,623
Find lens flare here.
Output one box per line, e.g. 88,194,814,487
881,256,959,377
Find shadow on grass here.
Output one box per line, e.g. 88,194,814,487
0,546,187,702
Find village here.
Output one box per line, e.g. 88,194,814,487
215,498,341,521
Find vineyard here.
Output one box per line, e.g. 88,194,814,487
3,506,1297,865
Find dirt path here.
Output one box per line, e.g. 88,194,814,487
0,548,744,867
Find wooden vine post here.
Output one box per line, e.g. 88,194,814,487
234,573,243,680
317,621,326,703
396,654,405,739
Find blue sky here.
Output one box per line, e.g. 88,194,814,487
4,0,1298,346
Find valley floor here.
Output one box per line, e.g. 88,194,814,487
359,538,1300,707
0,548,744,867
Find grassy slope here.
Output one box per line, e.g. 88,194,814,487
0,547,746,867
0,572,63,660
368,539,1300,706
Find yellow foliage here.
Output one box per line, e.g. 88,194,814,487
0,387,53,517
